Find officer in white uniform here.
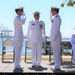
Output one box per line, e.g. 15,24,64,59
70,34,75,64
14,7,26,69
27,11,45,68
50,7,62,70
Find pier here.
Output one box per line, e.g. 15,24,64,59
0,55,75,73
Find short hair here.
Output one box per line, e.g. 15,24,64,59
33,11,40,16
55,9,59,14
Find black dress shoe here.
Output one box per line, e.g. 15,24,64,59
31,65,36,69
14,66,24,70
37,65,44,69
51,68,61,72
37,65,42,68
55,68,61,71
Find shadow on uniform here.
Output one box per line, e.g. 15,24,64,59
13,68,23,73
28,66,47,71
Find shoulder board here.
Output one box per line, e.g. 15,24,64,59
73,34,75,36
40,20,44,23
15,16,18,19
55,15,59,17
29,20,33,23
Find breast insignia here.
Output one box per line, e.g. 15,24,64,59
39,24,43,29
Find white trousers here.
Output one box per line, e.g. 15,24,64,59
72,46,75,60
31,42,42,65
14,42,23,68
51,40,61,68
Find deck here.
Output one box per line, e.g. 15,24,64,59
0,55,75,73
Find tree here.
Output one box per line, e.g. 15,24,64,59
60,0,75,7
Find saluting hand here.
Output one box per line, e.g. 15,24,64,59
50,13,52,22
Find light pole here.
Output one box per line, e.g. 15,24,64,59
0,32,3,52
0,33,3,43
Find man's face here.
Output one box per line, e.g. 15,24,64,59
34,15,40,20
17,10,23,16
51,9,56,16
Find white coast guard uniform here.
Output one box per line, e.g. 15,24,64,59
14,12,26,68
50,14,62,68
70,34,75,61
27,20,45,66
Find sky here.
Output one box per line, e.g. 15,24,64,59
0,0,75,38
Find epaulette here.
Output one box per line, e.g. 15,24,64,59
73,34,75,36
29,20,33,23
40,20,44,23
55,15,59,18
